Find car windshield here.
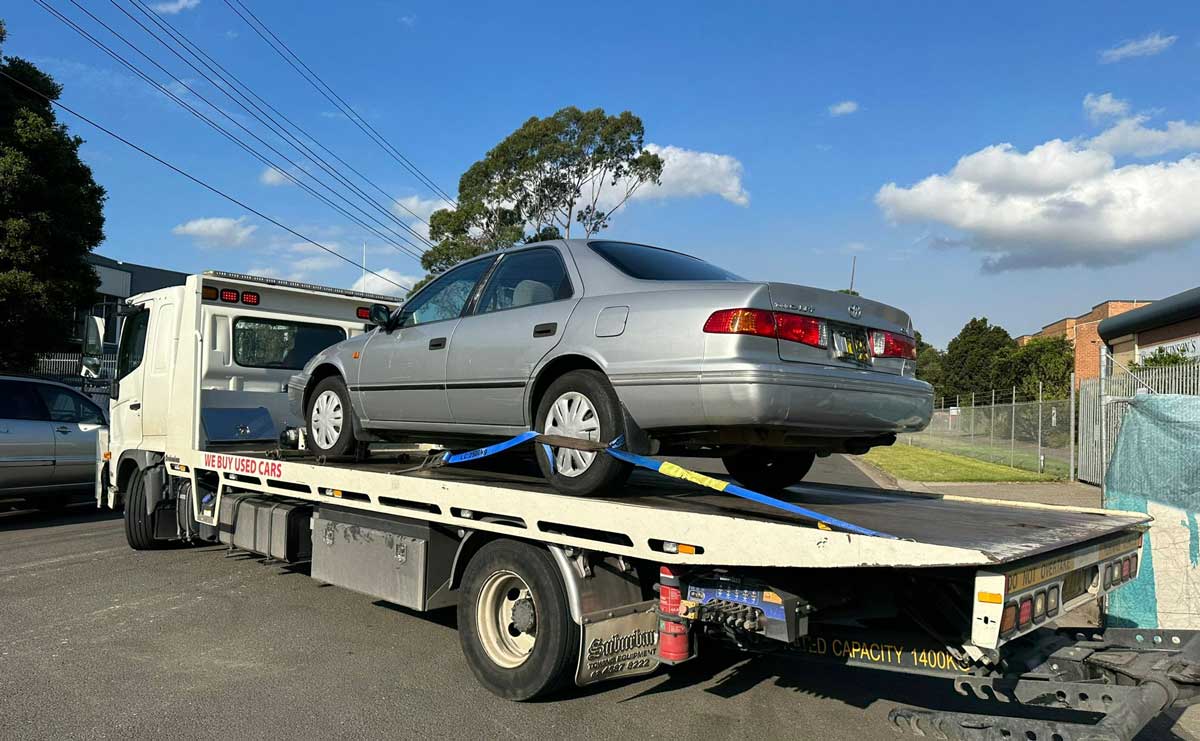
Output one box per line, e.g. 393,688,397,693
589,241,743,281
233,318,346,369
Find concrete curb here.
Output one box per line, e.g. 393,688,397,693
842,454,901,490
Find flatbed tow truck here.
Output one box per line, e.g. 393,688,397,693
94,271,1200,740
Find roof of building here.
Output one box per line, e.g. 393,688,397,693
1099,286,1200,342
88,253,188,295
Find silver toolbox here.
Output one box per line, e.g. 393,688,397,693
217,492,312,563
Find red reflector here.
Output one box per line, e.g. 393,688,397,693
703,308,775,338
870,330,917,360
1122,557,1132,580
1018,598,1033,627
775,313,828,348
219,288,239,303
240,291,259,306
356,306,371,320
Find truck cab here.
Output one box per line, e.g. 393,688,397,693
97,271,401,509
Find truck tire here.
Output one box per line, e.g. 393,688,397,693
306,375,356,458
123,468,166,550
458,539,580,700
534,370,632,496
722,448,815,492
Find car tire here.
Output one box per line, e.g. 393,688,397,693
457,539,579,700
124,468,166,550
534,369,632,497
306,376,356,458
722,448,816,492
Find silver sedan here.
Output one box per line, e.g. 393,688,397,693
290,240,932,496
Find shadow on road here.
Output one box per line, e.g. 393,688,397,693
0,500,121,533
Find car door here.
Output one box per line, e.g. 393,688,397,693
110,305,151,454
446,247,578,426
35,383,107,488
0,380,56,492
355,257,496,424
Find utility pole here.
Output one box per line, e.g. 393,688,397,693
1010,385,1017,469
849,255,857,293
1037,381,1044,473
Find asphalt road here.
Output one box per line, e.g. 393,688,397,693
0,457,1184,741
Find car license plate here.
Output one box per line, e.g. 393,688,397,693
833,326,871,365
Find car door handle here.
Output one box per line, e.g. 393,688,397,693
129,402,141,411
55,426,71,435
428,337,447,350
533,322,557,338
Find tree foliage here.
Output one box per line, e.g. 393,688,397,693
1133,347,1196,368
1,20,105,370
940,318,1016,399
914,331,946,391
417,106,663,286
992,336,1074,399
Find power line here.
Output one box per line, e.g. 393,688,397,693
222,0,458,208
38,0,427,265
0,71,408,293
119,0,437,242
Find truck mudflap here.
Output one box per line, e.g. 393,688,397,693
575,599,660,686
890,628,1200,741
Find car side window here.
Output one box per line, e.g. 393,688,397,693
399,258,494,328
116,307,150,379
0,381,48,421
35,385,105,425
475,249,572,315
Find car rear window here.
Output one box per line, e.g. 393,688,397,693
233,318,346,370
589,241,743,281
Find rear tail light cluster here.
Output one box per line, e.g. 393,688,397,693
870,329,917,360
1106,554,1139,589
356,306,371,320
703,308,828,349
202,286,260,305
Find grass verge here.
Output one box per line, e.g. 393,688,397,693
862,444,1059,483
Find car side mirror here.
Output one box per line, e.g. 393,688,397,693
369,303,394,331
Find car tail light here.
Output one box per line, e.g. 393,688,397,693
870,330,917,360
240,291,260,306
1018,598,1033,628
999,602,1018,636
704,308,828,348
703,308,776,338
219,288,239,303
775,313,828,348
356,306,371,320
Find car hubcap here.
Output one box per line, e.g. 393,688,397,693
543,391,600,478
476,570,536,668
310,390,343,450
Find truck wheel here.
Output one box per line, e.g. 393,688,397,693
123,468,166,550
722,448,815,492
458,540,579,700
306,376,355,458
534,370,632,496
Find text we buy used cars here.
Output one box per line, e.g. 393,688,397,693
291,239,933,497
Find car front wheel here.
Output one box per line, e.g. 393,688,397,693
722,448,815,492
534,370,632,496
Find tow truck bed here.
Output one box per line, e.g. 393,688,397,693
213,448,1149,568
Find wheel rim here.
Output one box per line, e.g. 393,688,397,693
542,391,600,478
310,389,343,450
475,570,536,669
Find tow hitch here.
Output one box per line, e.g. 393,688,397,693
890,628,1200,741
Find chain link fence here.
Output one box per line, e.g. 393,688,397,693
902,387,1073,479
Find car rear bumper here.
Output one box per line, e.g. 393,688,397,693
611,364,933,436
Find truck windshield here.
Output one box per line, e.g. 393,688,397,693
233,318,346,369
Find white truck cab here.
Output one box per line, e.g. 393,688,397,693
96,271,400,509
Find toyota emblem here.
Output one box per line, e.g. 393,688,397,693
847,304,863,319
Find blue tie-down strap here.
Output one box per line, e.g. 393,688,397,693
427,430,894,539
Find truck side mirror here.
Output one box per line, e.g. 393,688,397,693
369,303,394,331
81,315,105,378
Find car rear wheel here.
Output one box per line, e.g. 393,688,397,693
722,448,815,492
534,370,632,496
306,376,355,457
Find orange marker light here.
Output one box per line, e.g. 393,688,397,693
352,351,360,359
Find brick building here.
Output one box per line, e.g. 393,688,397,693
1099,286,1200,368
1015,300,1152,385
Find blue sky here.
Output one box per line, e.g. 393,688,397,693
5,1,1199,346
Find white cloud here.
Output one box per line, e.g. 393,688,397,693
876,133,1200,270
171,216,257,247
1083,92,1130,122
828,100,859,117
398,14,417,27
351,268,418,297
259,166,292,186
153,0,200,15
393,195,444,222
1088,116,1200,157
224,30,239,40
1100,32,1177,63
631,143,749,206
